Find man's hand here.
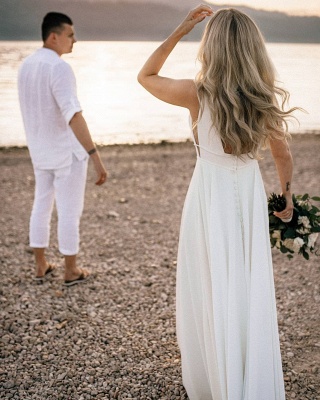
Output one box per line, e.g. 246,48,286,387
90,151,107,185
69,112,107,185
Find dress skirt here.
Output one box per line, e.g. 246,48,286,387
176,154,285,400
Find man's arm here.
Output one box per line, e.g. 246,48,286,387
70,112,107,185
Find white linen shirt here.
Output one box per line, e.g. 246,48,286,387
18,48,88,169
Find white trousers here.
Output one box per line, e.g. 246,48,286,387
30,156,88,255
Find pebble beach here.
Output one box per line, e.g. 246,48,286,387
0,135,319,399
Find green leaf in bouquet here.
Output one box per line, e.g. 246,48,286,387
302,250,309,260
280,245,289,253
283,228,296,239
311,196,320,202
299,210,309,217
270,238,277,247
294,205,303,214
301,193,309,201
269,215,280,224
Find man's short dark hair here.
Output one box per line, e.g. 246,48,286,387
41,12,73,42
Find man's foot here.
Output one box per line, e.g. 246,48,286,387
34,264,56,281
63,268,91,287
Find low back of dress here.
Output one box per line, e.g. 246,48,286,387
191,101,254,168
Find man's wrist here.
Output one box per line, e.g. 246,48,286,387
88,147,97,155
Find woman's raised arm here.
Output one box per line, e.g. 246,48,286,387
137,5,213,110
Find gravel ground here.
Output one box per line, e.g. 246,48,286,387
0,136,319,399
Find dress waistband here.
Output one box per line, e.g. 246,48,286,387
195,148,257,171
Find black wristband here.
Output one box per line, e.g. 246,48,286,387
88,148,97,155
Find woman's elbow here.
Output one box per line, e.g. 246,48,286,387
137,71,146,86
273,148,293,164
270,138,292,160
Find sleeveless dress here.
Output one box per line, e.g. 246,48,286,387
176,102,286,400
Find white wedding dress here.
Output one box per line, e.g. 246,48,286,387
176,102,286,400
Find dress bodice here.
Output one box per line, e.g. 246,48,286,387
190,101,255,169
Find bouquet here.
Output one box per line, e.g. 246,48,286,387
268,193,320,259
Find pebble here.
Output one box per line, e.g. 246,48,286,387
107,210,120,218
3,381,15,389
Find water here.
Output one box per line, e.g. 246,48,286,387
0,41,319,147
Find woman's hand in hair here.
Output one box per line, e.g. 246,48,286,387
137,4,212,111
174,4,213,38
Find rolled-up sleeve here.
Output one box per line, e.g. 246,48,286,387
51,62,82,125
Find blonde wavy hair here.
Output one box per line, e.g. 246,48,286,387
195,8,299,158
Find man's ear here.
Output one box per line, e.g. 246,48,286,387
47,31,58,44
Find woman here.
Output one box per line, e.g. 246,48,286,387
138,5,295,399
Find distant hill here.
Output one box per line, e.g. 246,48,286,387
0,0,319,43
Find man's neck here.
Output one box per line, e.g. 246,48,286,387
43,44,61,57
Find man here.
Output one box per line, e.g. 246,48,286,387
18,12,107,286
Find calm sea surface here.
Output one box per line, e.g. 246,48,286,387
0,41,319,147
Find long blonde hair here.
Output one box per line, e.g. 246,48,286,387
195,8,298,158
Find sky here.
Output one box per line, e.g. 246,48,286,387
207,0,320,16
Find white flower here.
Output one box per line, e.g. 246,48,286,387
271,230,282,248
272,230,281,240
307,233,318,249
297,227,310,235
283,239,295,252
283,237,304,253
298,216,311,229
293,237,305,252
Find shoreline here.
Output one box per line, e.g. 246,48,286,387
0,131,320,152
